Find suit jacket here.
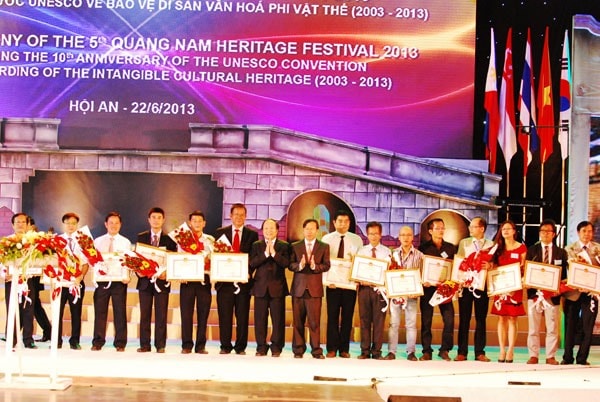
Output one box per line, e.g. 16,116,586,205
249,239,290,298
288,239,330,298
525,242,568,304
214,225,259,290
136,230,177,292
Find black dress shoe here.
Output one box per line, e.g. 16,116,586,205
116,347,125,352
156,348,165,353
181,349,192,354
24,343,38,349
70,344,81,350
312,354,325,359
91,345,102,351
195,349,208,354
219,349,232,355
271,352,281,357
293,354,303,358
36,336,51,343
255,351,267,357
137,347,151,353
235,350,246,355
357,353,370,359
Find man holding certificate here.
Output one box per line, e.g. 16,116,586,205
136,207,177,353
384,226,423,361
92,212,131,352
562,220,600,366
214,203,259,355
249,219,290,357
321,210,363,359
454,217,494,362
289,218,330,359
418,218,456,361
356,221,391,360
525,219,567,365
179,211,214,355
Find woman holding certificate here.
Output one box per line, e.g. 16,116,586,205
490,220,526,363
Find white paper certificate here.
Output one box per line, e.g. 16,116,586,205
323,258,356,290
93,252,129,282
167,253,205,281
567,261,600,293
350,255,388,286
422,256,452,286
487,263,522,296
523,261,561,292
210,253,249,283
135,243,169,269
385,269,424,297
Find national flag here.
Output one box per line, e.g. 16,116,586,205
559,30,571,160
537,27,555,164
483,28,499,173
517,28,538,177
498,28,517,172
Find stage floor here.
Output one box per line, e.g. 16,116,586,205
1,339,600,401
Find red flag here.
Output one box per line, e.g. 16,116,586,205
483,28,499,173
537,27,555,164
498,28,517,172
517,29,537,177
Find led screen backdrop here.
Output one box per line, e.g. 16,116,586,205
0,0,475,157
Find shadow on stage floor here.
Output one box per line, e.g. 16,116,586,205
2,339,600,402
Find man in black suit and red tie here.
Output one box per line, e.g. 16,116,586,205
249,218,290,357
289,218,330,359
214,203,259,355
136,207,177,353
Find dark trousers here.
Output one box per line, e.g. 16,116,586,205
59,282,85,346
138,286,169,349
180,281,211,352
457,289,489,357
325,287,357,354
32,277,51,338
4,278,36,346
216,283,250,353
563,294,598,364
254,293,286,354
357,286,385,357
420,286,454,354
93,282,128,348
291,291,323,356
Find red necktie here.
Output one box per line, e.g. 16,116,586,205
233,229,240,252
371,247,377,258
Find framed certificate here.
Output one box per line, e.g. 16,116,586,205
523,261,561,292
135,243,169,268
93,252,129,282
210,253,248,283
487,263,522,296
322,258,356,290
450,256,487,291
350,255,388,286
167,252,206,280
422,255,452,286
385,269,424,297
567,261,600,293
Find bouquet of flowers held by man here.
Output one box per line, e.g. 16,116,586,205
74,226,108,287
429,280,461,307
457,244,497,296
170,222,205,255
120,251,165,291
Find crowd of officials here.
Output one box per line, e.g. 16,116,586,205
2,204,599,365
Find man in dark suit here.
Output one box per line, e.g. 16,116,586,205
289,218,330,359
525,219,568,365
249,218,290,357
136,207,177,353
214,203,259,355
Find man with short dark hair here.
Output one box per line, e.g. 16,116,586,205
321,210,363,358
136,207,177,353
562,220,600,365
289,218,330,359
58,212,90,350
525,219,567,365
419,218,457,361
214,203,258,355
92,211,131,352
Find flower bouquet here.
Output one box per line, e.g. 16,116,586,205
429,280,460,306
173,228,205,255
456,244,497,295
121,251,165,291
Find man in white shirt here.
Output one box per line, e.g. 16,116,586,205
356,221,391,360
321,210,363,358
58,212,89,350
91,211,131,352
